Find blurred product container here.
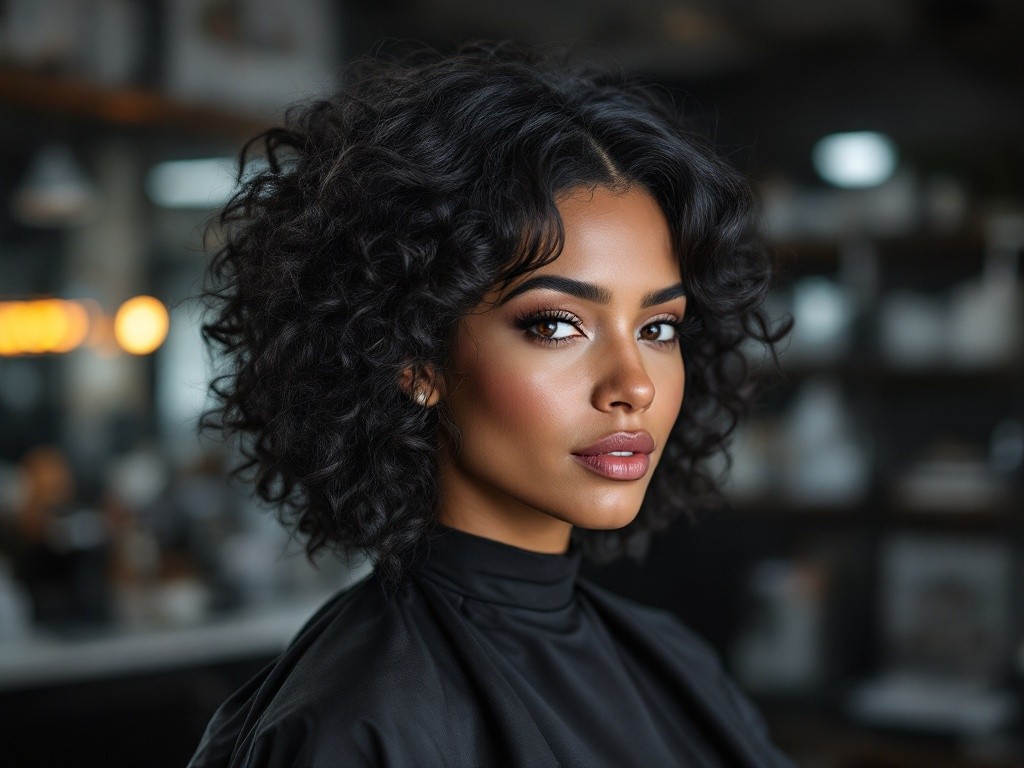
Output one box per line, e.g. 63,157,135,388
0,440,354,641
0,445,113,630
848,535,1019,738
731,557,828,695
780,377,872,506
721,376,872,507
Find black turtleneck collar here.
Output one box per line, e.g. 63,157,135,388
413,523,582,612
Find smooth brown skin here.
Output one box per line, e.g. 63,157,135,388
402,185,687,554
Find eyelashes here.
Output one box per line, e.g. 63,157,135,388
513,308,700,348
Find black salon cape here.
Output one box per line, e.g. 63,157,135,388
189,525,796,767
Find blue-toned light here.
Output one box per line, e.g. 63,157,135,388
812,131,898,189
145,157,269,209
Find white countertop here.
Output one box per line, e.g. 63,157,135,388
0,590,337,692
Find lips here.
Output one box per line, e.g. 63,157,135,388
573,452,651,480
573,431,655,456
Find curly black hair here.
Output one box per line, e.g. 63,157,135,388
199,39,792,589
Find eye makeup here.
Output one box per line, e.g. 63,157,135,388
512,308,700,349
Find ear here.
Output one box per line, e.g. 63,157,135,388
398,363,443,407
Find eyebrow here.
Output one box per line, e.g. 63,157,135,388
496,275,686,309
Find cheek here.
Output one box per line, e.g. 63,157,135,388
656,354,686,422
447,321,585,460
467,346,576,444
675,355,687,402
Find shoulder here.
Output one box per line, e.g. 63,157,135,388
576,576,716,656
228,575,456,767
576,577,794,763
264,573,451,723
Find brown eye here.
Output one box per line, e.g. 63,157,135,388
640,322,678,343
535,320,559,338
514,310,584,346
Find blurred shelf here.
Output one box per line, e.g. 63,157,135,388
724,497,865,521
772,232,987,266
756,358,1024,386
0,65,268,139
886,507,1021,532
761,701,1024,768
771,239,841,265
725,496,1021,529
0,589,337,692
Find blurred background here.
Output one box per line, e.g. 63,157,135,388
0,1,1021,766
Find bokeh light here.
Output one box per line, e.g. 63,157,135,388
0,299,90,355
812,131,898,189
113,296,170,355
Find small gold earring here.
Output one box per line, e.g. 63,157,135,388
415,390,427,405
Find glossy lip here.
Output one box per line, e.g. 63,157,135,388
571,431,655,481
572,452,651,481
572,431,655,456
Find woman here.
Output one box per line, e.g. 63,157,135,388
190,39,795,767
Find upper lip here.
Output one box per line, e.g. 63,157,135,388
573,431,655,456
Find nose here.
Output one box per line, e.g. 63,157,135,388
591,332,656,413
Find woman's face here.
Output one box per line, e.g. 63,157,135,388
435,185,687,553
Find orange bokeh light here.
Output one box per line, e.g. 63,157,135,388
113,295,169,355
0,299,90,355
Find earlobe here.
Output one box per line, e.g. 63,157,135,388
398,363,443,407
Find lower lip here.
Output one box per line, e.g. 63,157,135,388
572,453,651,481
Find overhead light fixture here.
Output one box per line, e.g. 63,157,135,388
12,144,101,227
145,156,268,209
812,131,898,189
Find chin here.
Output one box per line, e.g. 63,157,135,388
567,499,644,531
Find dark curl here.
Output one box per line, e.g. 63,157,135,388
199,39,792,589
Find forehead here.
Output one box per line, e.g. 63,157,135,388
539,185,678,285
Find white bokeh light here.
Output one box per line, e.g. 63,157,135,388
145,156,269,209
812,131,898,189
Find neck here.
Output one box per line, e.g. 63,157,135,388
437,504,573,554
416,520,582,612
435,456,573,554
